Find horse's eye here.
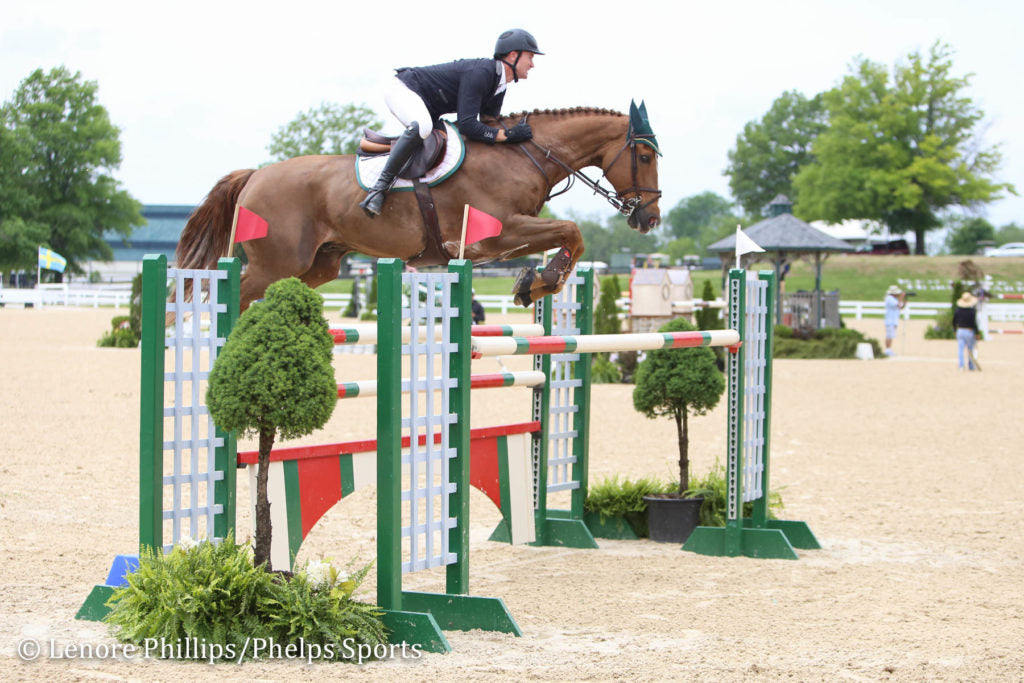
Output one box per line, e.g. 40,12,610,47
640,154,651,164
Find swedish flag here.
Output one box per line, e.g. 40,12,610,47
38,246,67,273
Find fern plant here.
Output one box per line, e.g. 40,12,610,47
683,461,783,527
104,536,387,661
584,475,675,536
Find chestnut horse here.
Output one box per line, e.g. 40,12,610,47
176,105,662,310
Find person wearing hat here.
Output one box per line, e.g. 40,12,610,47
883,285,906,356
359,29,543,218
953,291,980,371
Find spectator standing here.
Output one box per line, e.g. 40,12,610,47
953,291,980,371
883,285,906,356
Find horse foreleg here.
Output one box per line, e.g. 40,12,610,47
459,215,584,307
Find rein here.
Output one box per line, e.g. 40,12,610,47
514,118,661,218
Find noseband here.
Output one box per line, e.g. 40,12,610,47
516,120,661,219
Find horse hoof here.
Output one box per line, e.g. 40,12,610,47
512,267,536,307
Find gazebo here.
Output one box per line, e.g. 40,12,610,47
707,195,854,327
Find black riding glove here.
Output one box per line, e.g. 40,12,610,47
505,122,532,143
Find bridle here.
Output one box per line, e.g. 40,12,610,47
515,117,662,219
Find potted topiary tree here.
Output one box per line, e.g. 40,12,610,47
632,316,725,542
207,277,338,570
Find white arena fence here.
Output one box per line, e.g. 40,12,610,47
6,284,1022,333
0,283,132,308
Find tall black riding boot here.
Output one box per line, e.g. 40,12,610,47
359,125,423,218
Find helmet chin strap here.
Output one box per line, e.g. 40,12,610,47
500,52,522,83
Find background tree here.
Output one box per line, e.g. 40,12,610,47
593,278,621,335
575,212,658,264
632,317,725,494
664,191,735,241
0,66,143,277
725,91,826,216
794,42,1014,254
946,216,995,255
207,278,338,570
994,222,1024,245
694,281,721,331
267,102,382,160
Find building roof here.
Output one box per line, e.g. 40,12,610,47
103,204,194,261
708,196,854,254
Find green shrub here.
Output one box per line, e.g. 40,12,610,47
584,475,675,537
105,536,387,662
683,461,783,527
773,325,882,359
926,279,963,339
591,355,622,384
925,309,955,339
97,315,138,348
98,275,143,348
774,324,795,339
594,279,622,336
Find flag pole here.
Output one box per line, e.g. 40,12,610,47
37,246,41,288
735,224,741,269
225,204,241,258
458,204,470,260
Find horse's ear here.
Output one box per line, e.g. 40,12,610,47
639,100,649,121
628,99,642,134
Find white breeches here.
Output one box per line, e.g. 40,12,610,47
384,78,432,139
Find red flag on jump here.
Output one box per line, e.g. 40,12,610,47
234,205,269,243
463,206,503,246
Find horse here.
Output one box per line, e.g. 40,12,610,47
175,105,662,311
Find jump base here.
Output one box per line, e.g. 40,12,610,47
683,518,818,559
581,511,642,540
380,610,450,654
489,512,599,548
401,591,520,636
76,585,116,621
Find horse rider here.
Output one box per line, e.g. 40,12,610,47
359,29,543,218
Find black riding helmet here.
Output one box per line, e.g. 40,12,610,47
494,29,543,83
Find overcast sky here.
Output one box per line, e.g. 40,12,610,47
3,0,1022,231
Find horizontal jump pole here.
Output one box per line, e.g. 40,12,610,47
996,294,1024,300
237,421,542,465
331,323,544,345
987,329,1023,334
672,299,726,309
337,371,547,398
471,329,741,357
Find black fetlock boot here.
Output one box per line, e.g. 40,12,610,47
359,125,423,218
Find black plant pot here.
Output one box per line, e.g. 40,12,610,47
643,495,704,543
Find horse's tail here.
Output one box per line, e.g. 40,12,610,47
169,169,255,313
176,169,256,271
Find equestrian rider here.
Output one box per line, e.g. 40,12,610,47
359,29,543,218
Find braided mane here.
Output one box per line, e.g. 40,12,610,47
492,106,625,124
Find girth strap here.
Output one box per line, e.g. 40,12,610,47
407,179,451,267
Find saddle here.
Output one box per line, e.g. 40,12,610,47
358,127,449,180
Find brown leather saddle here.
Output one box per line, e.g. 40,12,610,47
357,127,448,179
357,127,452,266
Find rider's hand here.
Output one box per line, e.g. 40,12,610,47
505,122,532,143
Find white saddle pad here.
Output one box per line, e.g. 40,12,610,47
355,120,465,191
